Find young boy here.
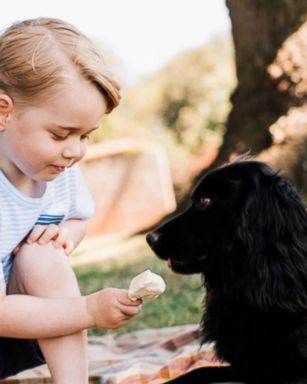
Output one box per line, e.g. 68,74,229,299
0,17,142,383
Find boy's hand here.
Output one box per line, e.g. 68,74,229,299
14,224,74,256
86,288,142,329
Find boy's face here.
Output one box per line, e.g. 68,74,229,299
0,76,107,185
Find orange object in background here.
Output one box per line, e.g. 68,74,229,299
80,139,176,237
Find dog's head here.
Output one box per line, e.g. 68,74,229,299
147,160,307,312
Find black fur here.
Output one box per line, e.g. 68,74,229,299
147,160,307,384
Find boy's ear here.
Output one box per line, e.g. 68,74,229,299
0,93,13,130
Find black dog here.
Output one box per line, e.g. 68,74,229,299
147,160,307,384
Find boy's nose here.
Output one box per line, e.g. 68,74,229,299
62,142,84,160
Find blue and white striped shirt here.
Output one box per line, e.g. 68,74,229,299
0,164,94,283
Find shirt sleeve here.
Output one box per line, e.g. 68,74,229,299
66,164,95,220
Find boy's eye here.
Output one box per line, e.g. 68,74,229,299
51,131,91,141
52,133,68,141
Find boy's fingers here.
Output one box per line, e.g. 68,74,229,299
52,227,68,248
120,316,131,323
63,240,74,255
118,291,142,306
121,304,142,317
38,224,60,244
27,225,45,243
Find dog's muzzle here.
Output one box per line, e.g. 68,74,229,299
146,231,160,249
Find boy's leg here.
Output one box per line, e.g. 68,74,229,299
8,242,88,384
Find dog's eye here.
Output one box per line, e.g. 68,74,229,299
199,197,211,208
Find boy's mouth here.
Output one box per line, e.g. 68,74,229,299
50,165,66,173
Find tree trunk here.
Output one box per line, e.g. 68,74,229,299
209,0,307,193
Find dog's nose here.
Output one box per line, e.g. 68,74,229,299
146,232,160,248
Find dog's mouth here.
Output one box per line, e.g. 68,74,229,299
167,258,172,269
166,254,208,274
146,233,208,274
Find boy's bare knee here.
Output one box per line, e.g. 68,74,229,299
14,242,66,278
10,242,80,298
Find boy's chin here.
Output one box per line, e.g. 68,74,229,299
44,175,58,181
43,167,66,180
35,172,59,182
43,173,61,181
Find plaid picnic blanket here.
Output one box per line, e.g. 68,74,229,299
1,324,226,384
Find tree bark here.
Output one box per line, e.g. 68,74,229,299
208,0,307,193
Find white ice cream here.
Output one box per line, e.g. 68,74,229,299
128,270,166,301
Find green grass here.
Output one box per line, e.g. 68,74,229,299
75,254,204,336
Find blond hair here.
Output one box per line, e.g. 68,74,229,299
0,17,120,112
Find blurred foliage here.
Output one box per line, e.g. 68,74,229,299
91,36,236,160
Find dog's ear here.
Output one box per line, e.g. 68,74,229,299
223,171,307,313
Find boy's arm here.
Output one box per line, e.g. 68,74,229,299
59,218,88,249
0,294,92,339
0,288,141,339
